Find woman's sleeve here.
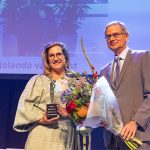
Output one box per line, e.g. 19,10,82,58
13,75,44,132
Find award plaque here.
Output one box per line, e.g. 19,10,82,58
46,80,57,119
46,104,58,119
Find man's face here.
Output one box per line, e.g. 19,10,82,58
105,24,129,55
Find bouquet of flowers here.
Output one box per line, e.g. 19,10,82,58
61,69,96,125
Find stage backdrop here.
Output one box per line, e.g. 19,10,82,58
0,0,150,75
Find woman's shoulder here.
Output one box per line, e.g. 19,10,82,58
30,74,49,79
28,74,50,84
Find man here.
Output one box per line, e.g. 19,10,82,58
100,21,150,149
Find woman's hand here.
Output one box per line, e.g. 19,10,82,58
56,103,69,118
39,112,60,125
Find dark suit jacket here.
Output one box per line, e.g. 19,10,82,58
100,49,150,146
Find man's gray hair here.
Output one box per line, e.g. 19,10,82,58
104,21,129,34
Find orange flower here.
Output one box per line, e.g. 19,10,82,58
76,106,88,117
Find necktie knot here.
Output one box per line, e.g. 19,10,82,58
114,56,121,62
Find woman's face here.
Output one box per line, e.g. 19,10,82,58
48,45,66,73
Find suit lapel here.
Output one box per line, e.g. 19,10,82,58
115,50,132,88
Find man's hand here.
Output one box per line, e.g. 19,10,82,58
99,120,108,128
121,120,138,140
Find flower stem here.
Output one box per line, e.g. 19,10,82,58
80,37,95,75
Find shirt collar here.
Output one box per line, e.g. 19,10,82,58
117,47,129,60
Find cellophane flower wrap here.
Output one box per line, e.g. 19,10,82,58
83,76,123,134
83,76,142,150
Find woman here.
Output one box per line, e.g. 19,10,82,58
13,42,80,150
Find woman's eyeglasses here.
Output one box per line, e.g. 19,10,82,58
49,52,63,60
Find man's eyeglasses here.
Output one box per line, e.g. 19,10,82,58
49,52,63,60
105,32,125,40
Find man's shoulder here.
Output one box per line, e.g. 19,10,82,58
130,50,150,59
100,62,112,76
131,49,150,54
